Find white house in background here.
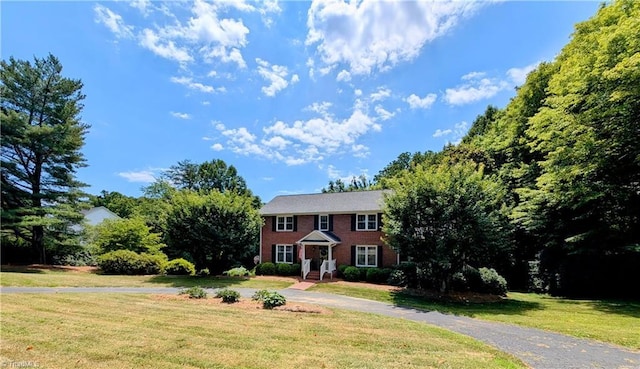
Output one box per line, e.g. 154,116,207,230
82,206,120,226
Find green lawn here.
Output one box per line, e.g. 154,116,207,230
0,266,293,289
309,283,640,350
0,293,525,369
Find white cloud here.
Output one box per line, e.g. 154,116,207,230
203,46,247,68
202,101,211,106
375,105,395,121
354,89,362,97
306,0,484,76
170,76,223,93
291,74,300,84
507,62,539,85
461,71,486,80
256,58,293,97
139,28,193,63
351,144,370,158
305,101,332,116
94,5,133,39
444,75,509,106
129,0,151,16
118,170,156,183
170,111,191,120
211,143,224,151
262,136,290,150
336,69,351,82
370,87,391,102
202,136,213,141
432,128,452,138
405,93,437,109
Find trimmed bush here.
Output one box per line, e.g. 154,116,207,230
262,291,286,309
256,262,276,276
165,258,196,276
290,263,301,276
366,268,392,284
478,267,508,296
343,266,361,282
215,288,241,303
224,266,250,277
251,289,271,302
359,267,369,281
276,263,292,276
179,286,207,299
97,250,165,275
337,264,349,278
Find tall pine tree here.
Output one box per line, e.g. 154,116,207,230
1,54,89,263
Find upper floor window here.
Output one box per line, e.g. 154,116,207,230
357,213,377,231
277,216,294,231
319,214,329,231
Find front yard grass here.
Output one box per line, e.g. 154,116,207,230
0,265,293,289
309,283,640,350
0,293,525,369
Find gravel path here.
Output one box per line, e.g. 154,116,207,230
1,286,638,369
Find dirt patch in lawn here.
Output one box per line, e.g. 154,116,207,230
151,294,332,314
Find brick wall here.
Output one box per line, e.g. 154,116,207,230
261,214,398,267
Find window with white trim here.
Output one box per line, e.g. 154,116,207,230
276,244,294,264
276,216,294,231
356,245,378,267
356,213,377,231
319,214,329,231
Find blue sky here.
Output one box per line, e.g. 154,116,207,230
2,0,601,202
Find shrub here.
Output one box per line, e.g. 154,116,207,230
53,251,96,267
93,216,165,255
197,268,210,277
387,269,406,286
165,258,196,276
215,288,241,303
451,272,469,291
337,264,349,278
478,267,508,296
395,262,418,288
462,265,483,292
262,291,286,309
359,268,369,281
276,263,292,276
366,268,392,284
290,263,301,276
257,262,276,276
224,266,250,277
97,250,165,275
179,286,207,299
343,266,361,282
251,289,271,301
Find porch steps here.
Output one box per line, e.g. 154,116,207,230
305,271,321,280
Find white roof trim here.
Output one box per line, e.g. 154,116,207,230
296,230,341,245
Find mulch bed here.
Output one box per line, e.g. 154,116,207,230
151,294,332,314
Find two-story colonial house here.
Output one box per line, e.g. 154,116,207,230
259,190,398,280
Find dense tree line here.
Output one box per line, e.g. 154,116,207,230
379,0,639,298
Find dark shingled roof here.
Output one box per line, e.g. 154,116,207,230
260,190,390,215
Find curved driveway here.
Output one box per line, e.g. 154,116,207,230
1,286,638,369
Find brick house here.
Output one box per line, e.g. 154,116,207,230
259,190,399,280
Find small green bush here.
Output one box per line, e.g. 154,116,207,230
165,258,196,276
343,266,361,282
179,286,207,299
451,271,469,291
359,267,369,281
262,291,286,309
197,268,210,277
395,262,418,288
387,269,406,286
462,265,483,292
257,262,276,276
97,250,165,275
290,263,301,276
478,267,508,296
215,288,241,303
224,266,250,277
337,264,349,278
276,263,292,276
251,289,271,301
366,268,392,284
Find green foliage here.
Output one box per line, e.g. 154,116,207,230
275,263,292,276
290,263,301,276
92,216,165,256
179,286,207,299
197,268,210,277
478,268,508,296
224,266,250,277
343,266,361,282
337,264,349,278
97,250,166,275
1,54,89,263
165,190,261,274
251,289,271,301
386,269,406,287
256,262,276,276
215,288,240,303
322,175,373,193
52,251,96,267
261,291,286,309
164,258,196,276
90,191,139,218
384,163,512,292
365,268,392,284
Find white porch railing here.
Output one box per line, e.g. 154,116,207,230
320,259,337,281
302,259,311,280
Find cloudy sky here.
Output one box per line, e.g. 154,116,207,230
2,0,601,202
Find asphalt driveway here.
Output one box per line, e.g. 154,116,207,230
1,286,638,369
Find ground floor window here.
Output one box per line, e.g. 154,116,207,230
356,245,377,267
276,244,294,264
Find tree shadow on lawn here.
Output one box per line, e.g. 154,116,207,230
145,275,264,288
390,289,543,318
552,298,640,319
1,265,49,274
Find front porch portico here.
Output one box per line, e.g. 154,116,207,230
297,230,340,280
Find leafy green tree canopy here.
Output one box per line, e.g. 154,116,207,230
92,216,165,256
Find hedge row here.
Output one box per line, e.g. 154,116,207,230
97,250,195,275
255,262,301,276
